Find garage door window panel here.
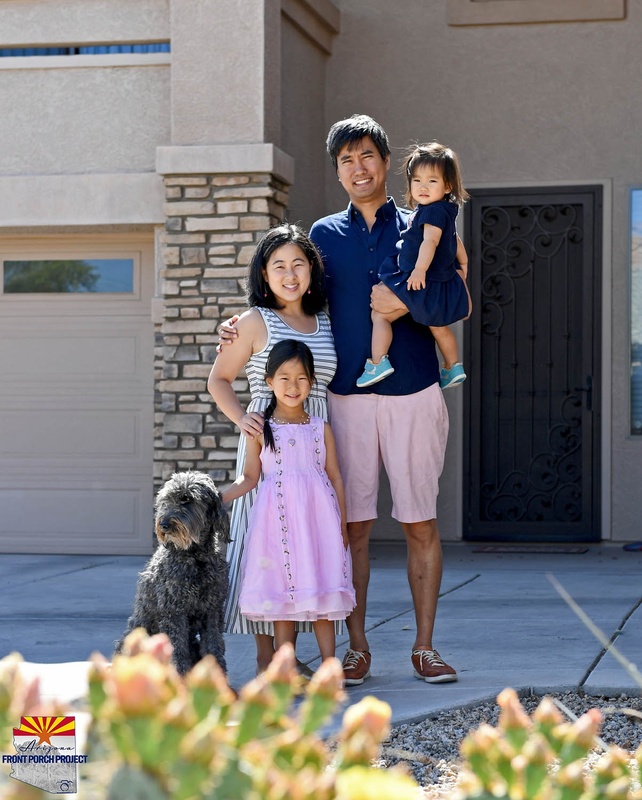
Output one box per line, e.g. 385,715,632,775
3,258,135,294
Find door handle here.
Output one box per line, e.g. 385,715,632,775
574,376,593,411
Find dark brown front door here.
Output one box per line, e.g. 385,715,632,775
463,186,602,542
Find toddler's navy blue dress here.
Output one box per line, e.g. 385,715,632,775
379,200,469,327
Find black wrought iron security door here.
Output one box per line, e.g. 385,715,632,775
463,187,601,542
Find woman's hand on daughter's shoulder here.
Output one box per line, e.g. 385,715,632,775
238,411,265,439
216,314,240,352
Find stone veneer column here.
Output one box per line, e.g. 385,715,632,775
154,146,294,488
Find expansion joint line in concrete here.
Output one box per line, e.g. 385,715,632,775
335,574,481,650
26,560,122,587
578,595,642,688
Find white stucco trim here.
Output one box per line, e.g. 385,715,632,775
0,53,170,70
456,178,612,541
156,144,295,185
0,172,165,228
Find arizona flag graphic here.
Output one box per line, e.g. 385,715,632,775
10,716,77,794
13,716,76,749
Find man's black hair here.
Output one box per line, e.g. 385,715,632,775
326,114,391,170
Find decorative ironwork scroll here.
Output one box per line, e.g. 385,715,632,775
476,202,584,524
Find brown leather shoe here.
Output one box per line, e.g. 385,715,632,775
411,649,457,683
342,648,371,685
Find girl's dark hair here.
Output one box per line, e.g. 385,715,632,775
326,113,391,170
262,340,315,452
245,224,326,315
402,142,470,208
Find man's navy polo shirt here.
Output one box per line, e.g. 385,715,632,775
310,198,440,396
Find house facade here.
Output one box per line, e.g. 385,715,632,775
0,0,638,553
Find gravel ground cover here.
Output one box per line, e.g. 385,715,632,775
378,691,642,796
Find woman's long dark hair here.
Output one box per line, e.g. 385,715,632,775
262,340,315,452
245,224,327,314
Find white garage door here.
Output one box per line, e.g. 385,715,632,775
0,234,155,554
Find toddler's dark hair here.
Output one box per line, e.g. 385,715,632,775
402,142,469,208
245,224,326,314
263,340,315,452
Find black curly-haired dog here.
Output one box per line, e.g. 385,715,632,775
115,471,230,675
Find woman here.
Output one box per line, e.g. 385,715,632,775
208,223,337,674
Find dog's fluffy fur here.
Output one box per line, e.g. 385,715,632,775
115,471,230,675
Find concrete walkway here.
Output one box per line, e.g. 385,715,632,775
3,543,641,727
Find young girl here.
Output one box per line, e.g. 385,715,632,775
221,339,355,661
208,223,338,675
356,142,472,390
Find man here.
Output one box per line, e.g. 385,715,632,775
309,114,457,685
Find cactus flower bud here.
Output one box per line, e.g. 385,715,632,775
520,734,553,799
461,722,500,754
109,654,174,716
521,732,553,765
297,658,345,736
603,776,632,800
239,672,277,709
307,657,345,703
532,696,565,727
142,633,175,665
340,696,391,742
559,708,602,763
594,746,632,784
186,655,236,705
334,697,393,768
497,688,532,733
556,759,587,800
264,642,298,685
116,629,174,665
0,654,41,725
160,695,196,729
115,628,148,656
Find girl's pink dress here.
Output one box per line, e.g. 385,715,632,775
239,416,355,622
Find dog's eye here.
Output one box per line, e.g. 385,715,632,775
179,495,191,505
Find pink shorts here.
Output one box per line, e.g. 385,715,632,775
327,383,449,524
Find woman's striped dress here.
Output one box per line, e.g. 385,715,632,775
224,307,338,635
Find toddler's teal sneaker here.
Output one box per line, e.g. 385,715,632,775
356,355,395,388
440,362,466,389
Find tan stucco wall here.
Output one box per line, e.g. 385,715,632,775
0,0,170,176
0,0,169,44
280,15,329,228
170,0,281,146
0,65,170,175
320,0,642,540
0,174,164,229
0,0,169,224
